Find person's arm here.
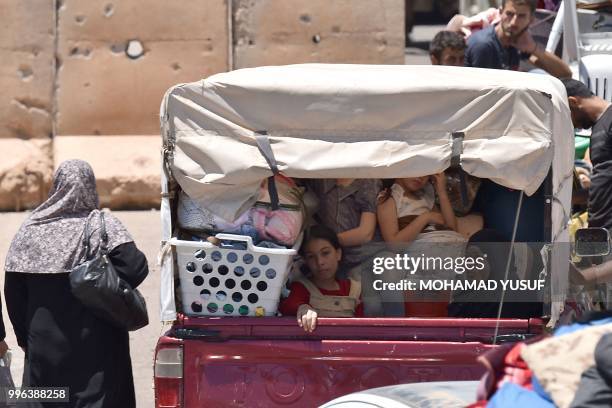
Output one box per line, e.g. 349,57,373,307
584,148,591,165
432,173,457,231
337,212,376,247
570,260,612,285
377,198,440,243
280,281,318,332
4,272,28,349
297,304,318,332
512,30,571,78
108,242,149,289
528,45,572,79
279,282,311,316
338,179,381,247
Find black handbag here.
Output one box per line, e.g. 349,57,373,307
70,211,149,331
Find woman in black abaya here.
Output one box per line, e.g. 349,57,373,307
3,160,148,408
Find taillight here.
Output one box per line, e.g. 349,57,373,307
155,346,183,408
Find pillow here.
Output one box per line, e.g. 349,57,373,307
520,323,612,408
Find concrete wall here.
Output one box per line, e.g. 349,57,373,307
56,0,230,135
233,0,404,68
0,1,55,210
1,0,404,211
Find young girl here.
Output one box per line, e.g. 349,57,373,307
377,173,465,317
279,225,363,332
377,173,459,243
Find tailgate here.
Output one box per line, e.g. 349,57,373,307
168,316,542,407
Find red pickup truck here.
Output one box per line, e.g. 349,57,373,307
154,64,574,407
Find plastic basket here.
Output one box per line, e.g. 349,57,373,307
171,233,299,317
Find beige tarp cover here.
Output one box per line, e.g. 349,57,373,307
159,64,574,323
161,64,572,219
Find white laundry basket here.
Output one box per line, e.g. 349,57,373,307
171,233,299,317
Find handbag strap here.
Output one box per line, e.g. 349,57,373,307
81,210,110,258
99,211,109,254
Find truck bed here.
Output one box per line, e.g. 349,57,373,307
156,316,543,407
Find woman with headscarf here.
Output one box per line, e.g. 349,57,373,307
3,160,148,408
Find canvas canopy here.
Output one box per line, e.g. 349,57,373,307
159,64,574,324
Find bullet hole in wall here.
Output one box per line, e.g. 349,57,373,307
69,46,92,58
104,3,114,17
126,40,144,59
18,65,33,80
110,43,125,54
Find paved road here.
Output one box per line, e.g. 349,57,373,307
0,211,162,408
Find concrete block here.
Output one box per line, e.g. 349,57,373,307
0,139,53,211
54,135,161,209
233,0,405,68
56,0,229,135
0,0,54,139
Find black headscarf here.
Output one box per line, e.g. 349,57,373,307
5,160,132,274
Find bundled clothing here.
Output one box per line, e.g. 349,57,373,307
3,160,148,408
469,315,612,407
177,174,305,247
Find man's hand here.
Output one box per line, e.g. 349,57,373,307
0,341,8,358
297,304,318,333
511,28,537,54
569,262,587,285
431,173,447,193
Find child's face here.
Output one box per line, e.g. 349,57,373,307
303,238,342,281
399,176,430,192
